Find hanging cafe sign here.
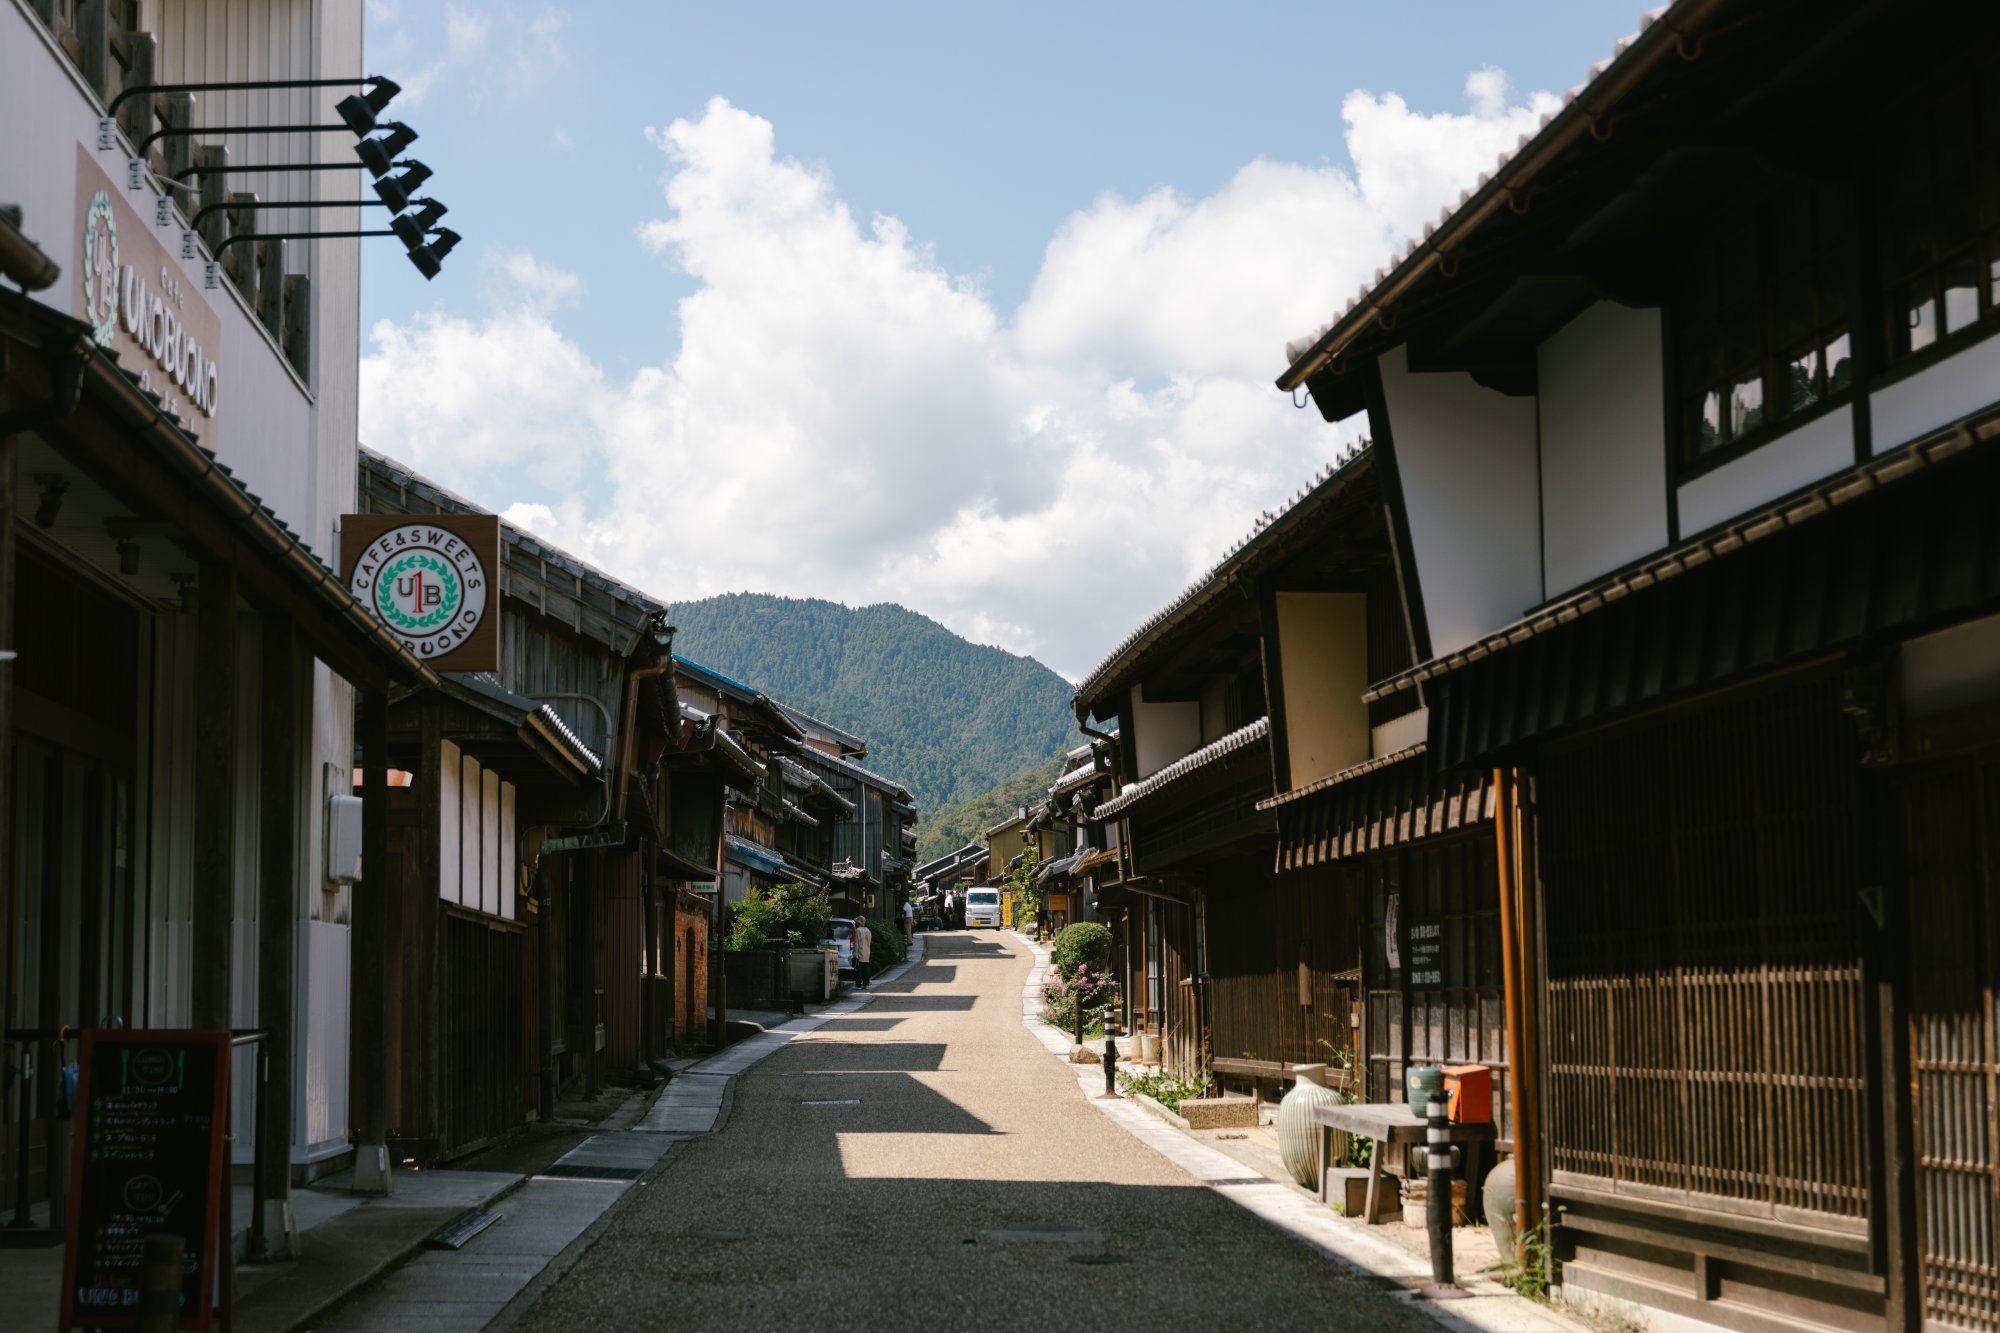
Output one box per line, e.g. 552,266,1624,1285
341,512,501,671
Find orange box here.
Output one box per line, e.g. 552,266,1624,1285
1444,1064,1492,1124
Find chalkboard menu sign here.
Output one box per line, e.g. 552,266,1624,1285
60,1030,230,1332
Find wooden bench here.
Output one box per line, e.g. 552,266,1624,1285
1208,1059,1352,1099
1309,1102,1496,1224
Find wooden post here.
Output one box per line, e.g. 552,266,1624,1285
535,858,556,1120
281,274,310,381
0,391,16,1153
195,147,229,259
1493,768,1528,1264
1513,773,1546,1268
76,0,110,105
249,615,296,1260
255,237,284,343
352,689,391,1193
225,194,258,297
163,96,195,200
119,33,154,147
415,701,442,1156
190,560,236,1033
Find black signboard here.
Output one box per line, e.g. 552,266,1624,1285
60,1030,230,1332
1407,918,1445,989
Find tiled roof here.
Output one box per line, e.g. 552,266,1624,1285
1074,445,1371,715
1092,717,1270,821
454,672,604,773
1257,744,1425,811
1280,3,1697,388
792,745,915,803
359,448,669,624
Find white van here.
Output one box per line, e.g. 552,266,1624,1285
965,888,1001,929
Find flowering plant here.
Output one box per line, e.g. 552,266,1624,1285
1041,961,1119,1033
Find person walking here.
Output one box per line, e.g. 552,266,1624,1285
901,897,915,945
852,915,873,991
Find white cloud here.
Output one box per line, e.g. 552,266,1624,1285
360,76,1552,680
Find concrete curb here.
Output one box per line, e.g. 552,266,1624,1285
1018,938,1583,1333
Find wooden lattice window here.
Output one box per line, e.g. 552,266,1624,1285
1538,670,1870,1228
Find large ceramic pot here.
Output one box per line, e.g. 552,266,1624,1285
1277,1064,1344,1189
1405,1065,1445,1115
1484,1157,1519,1260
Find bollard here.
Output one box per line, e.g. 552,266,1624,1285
1074,997,1085,1050
1101,1036,1120,1098
136,1233,184,1333
1425,1094,1456,1291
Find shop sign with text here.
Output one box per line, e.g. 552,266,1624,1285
342,513,501,672
75,145,222,431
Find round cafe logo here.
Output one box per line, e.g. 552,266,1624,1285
349,524,489,660
81,189,119,347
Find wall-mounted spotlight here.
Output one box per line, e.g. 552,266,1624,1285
172,572,199,615
372,161,433,213
336,77,401,135
356,123,420,177
32,473,67,528
406,227,461,280
389,199,448,249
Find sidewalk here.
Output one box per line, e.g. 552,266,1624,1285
1016,935,1582,1333
6,937,928,1333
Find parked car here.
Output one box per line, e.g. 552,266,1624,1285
965,889,1000,929
825,918,856,974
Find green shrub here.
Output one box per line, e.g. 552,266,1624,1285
1117,1067,1212,1111
855,915,905,966
1052,921,1111,977
727,882,831,952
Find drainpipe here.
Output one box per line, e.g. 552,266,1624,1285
613,657,672,820
1493,767,1540,1268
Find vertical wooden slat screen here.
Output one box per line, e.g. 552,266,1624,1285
1904,755,2000,1332
1538,669,1869,1229
438,906,526,1161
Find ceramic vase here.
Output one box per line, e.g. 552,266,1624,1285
1277,1063,1343,1189
1484,1157,1519,1260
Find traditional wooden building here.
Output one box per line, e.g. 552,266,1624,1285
1073,447,1508,1105
1278,2,2000,1327
358,450,689,1153
2,0,434,1249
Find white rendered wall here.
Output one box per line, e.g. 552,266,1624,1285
1378,345,1543,655
1275,592,1369,786
1676,407,1852,537
1130,683,1201,778
1870,335,2000,456
1537,304,1670,595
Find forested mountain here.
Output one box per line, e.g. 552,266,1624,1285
668,593,1077,820
914,755,1067,863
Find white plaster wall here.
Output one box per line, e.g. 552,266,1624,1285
1870,335,2000,456
1275,591,1369,786
1378,345,1543,655
1130,683,1201,778
1538,304,1670,595
1676,407,1852,537
4,0,374,1159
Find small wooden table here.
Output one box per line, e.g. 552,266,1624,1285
1310,1102,1498,1224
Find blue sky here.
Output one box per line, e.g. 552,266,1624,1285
357,1,1647,677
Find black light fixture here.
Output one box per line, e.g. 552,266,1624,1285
32,473,66,528
172,572,199,615
372,161,433,212
389,198,448,248
335,77,401,135
117,540,141,576
356,123,419,176
406,228,461,281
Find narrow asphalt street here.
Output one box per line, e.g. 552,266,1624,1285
508,930,1437,1331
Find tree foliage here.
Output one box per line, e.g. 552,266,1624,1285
914,755,1068,863
668,593,1077,823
